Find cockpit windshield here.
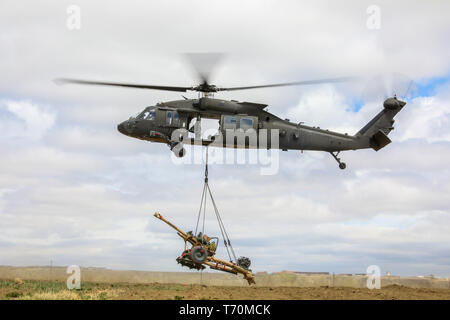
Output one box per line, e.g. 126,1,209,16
135,108,156,120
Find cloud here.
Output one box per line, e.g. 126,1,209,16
286,85,367,134
397,88,450,143
0,146,106,179
0,99,56,141
48,125,151,155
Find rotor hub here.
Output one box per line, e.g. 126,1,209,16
193,82,218,93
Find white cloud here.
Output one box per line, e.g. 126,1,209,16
286,85,367,134
397,95,450,143
0,146,105,178
48,125,150,155
0,99,55,140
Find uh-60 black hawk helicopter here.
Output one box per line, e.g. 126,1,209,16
59,70,406,169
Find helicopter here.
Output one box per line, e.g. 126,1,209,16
58,69,406,170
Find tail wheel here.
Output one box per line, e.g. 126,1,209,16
191,246,207,264
339,162,346,170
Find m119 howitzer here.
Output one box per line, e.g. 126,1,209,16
154,212,255,285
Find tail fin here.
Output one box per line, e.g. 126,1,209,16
357,97,406,151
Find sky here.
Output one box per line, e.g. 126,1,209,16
0,0,449,277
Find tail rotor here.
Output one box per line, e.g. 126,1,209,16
362,72,418,103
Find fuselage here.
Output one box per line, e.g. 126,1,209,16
117,97,393,153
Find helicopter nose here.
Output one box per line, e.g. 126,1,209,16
117,121,128,135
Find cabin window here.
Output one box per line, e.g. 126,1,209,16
166,111,172,125
240,117,254,130
173,111,179,125
223,116,237,130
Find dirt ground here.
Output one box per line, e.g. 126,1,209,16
1,279,449,300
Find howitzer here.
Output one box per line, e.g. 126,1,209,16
154,212,217,255
154,212,255,284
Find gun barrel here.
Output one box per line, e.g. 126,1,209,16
154,212,188,237
154,212,199,246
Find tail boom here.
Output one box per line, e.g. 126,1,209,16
356,97,406,151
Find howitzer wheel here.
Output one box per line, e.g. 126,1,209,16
237,256,251,270
191,246,208,264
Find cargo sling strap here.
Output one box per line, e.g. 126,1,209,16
194,148,237,263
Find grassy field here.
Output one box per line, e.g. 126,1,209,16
0,279,128,300
1,278,450,300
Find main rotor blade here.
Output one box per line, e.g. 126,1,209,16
217,76,358,91
55,78,193,92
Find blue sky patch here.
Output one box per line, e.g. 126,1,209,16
413,74,450,98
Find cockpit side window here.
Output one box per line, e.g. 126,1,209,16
146,111,156,120
141,111,150,119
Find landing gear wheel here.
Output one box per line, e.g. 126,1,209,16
173,147,186,158
191,246,207,264
330,152,347,170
